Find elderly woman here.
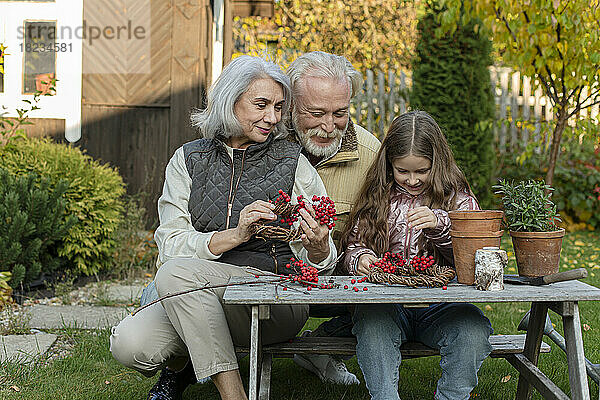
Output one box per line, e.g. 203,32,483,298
110,55,336,400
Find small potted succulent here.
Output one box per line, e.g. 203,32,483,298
493,179,564,277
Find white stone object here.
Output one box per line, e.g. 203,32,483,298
474,247,507,291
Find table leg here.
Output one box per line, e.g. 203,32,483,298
259,353,272,400
562,301,590,400
516,302,549,400
249,305,261,400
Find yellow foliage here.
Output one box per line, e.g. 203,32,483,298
0,271,14,309
233,0,420,73
560,214,595,233
0,43,5,75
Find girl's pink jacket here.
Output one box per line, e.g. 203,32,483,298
344,183,479,274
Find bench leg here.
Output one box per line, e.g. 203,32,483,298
249,305,261,400
562,301,590,400
516,302,549,400
258,353,272,400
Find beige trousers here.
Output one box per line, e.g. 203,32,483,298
110,258,308,380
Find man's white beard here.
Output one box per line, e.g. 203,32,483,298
293,114,345,159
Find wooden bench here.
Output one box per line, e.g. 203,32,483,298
236,334,551,400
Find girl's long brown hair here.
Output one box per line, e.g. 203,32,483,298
340,111,474,257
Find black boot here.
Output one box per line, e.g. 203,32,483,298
147,362,197,400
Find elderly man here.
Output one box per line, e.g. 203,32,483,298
286,51,380,385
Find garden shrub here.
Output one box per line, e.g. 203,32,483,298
410,6,495,208
110,194,158,281
0,167,77,288
0,137,125,276
495,124,600,231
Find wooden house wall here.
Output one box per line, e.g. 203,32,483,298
78,0,213,226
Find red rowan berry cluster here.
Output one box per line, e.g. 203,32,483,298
410,255,435,272
285,257,319,286
369,252,406,274
273,190,337,229
274,190,298,226
307,195,337,229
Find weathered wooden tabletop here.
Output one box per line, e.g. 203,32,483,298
223,276,600,305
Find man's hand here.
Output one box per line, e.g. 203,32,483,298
407,206,438,230
234,200,277,243
356,253,378,276
298,205,330,264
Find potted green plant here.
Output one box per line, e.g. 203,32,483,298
493,179,565,277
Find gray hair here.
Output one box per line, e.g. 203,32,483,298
287,51,363,99
191,55,291,139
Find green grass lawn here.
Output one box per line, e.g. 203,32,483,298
2,231,600,399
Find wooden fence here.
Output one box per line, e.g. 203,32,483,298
350,67,600,152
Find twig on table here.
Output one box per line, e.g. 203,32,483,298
131,277,287,316
276,281,309,295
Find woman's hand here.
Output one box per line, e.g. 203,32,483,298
298,205,330,264
407,206,438,230
234,200,277,243
356,253,378,276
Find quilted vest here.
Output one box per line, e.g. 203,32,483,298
183,135,302,273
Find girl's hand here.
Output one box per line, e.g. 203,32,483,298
407,206,438,230
356,253,378,276
234,200,277,242
298,205,330,264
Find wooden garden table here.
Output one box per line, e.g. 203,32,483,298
223,276,600,400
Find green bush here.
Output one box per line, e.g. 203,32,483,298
0,167,77,287
410,6,495,208
110,194,158,281
0,137,125,276
495,124,600,231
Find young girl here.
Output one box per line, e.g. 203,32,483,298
342,111,493,400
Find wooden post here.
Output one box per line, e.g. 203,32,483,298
522,76,531,145
591,83,599,123
354,91,363,127
562,302,591,400
490,67,499,143
580,86,589,119
510,71,520,149
223,0,233,65
388,69,396,129
498,69,509,153
516,302,549,400
366,69,374,133
377,70,385,136
399,71,406,115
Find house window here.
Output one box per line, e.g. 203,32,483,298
23,21,56,94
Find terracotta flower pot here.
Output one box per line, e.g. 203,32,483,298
448,210,504,232
510,229,565,277
450,230,503,285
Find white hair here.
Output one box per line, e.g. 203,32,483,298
287,51,363,100
190,55,291,139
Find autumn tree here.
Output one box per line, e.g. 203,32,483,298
234,0,420,73
437,0,600,187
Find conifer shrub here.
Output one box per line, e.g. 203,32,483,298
410,7,495,207
0,137,125,276
0,167,77,287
